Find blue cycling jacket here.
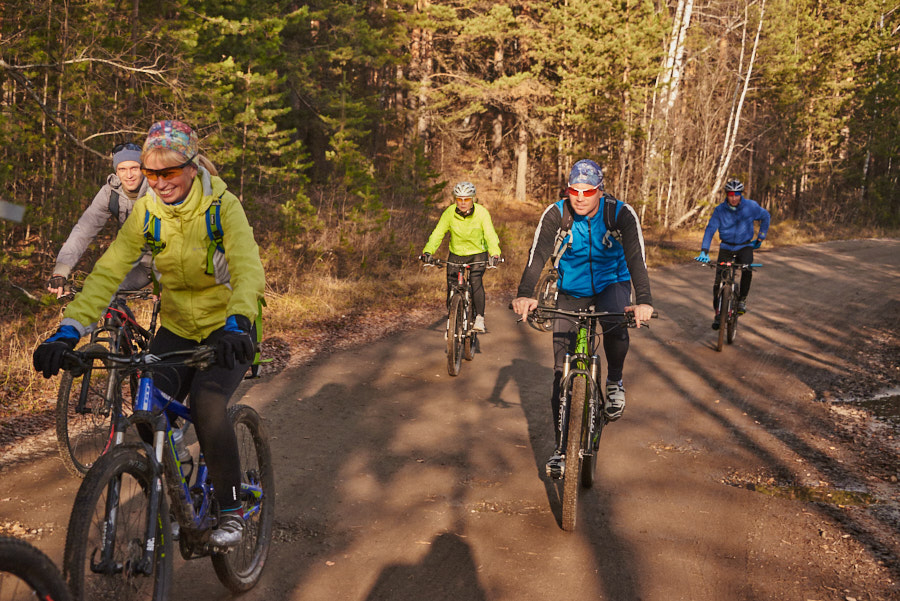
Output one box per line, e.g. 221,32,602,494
517,197,651,304
701,197,770,252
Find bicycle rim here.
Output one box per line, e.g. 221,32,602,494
56,343,119,477
0,536,72,601
716,287,730,352
64,445,171,601
212,405,275,592
561,375,587,531
447,296,464,376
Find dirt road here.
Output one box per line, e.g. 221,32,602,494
2,239,898,600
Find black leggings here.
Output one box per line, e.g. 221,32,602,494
149,326,253,510
713,246,754,308
446,251,488,317
550,282,632,434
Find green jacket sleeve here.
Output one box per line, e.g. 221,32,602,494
481,208,502,257
61,197,150,335
422,206,453,255
221,192,266,323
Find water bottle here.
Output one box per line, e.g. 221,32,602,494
171,426,194,481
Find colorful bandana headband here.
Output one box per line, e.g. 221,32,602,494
568,159,604,189
143,120,199,163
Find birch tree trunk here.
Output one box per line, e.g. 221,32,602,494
673,0,767,229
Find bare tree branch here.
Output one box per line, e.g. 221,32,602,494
0,58,106,159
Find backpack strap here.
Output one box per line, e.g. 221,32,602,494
142,210,166,295
600,194,622,248
108,190,121,226
204,194,225,276
550,200,574,269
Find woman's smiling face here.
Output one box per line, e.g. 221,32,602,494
143,153,197,204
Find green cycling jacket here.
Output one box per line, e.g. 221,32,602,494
62,169,265,342
422,203,501,257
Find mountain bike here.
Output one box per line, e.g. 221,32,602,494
56,288,159,477
523,305,655,532
422,256,502,377
60,345,274,600
0,535,72,601
702,261,761,352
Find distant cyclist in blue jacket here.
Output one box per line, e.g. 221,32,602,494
695,178,770,329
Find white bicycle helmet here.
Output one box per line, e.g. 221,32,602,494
724,178,744,193
452,181,476,198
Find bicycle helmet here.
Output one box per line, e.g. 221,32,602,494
452,181,476,198
724,178,744,194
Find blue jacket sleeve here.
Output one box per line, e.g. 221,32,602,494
701,208,721,252
755,204,771,240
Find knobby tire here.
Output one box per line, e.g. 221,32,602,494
211,404,275,592
561,375,587,531
56,342,120,477
726,286,739,344
64,444,172,601
0,536,72,601
447,295,464,376
716,286,731,352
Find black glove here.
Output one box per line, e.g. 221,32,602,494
33,325,80,378
216,315,255,370
47,275,67,291
489,255,501,267
420,253,433,264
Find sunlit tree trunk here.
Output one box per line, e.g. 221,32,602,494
515,121,527,202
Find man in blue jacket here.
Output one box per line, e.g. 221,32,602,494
513,159,653,475
695,178,770,329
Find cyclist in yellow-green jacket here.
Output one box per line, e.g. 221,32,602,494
421,181,501,332
34,120,265,549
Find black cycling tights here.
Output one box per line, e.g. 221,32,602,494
149,326,252,510
550,283,632,436
713,246,754,308
446,251,488,317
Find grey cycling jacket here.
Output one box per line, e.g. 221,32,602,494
53,174,149,277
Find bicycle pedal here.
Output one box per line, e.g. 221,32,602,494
545,455,565,479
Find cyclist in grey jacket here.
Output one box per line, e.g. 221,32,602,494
47,143,152,297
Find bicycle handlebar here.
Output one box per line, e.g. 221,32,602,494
420,256,504,269
700,261,762,269
62,345,216,372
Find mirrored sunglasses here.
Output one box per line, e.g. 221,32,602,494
566,186,600,199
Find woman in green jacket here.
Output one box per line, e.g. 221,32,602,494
33,120,266,548
421,181,501,332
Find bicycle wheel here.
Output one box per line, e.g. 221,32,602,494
64,444,172,601
56,343,122,477
0,536,72,601
447,295,464,376
463,300,476,361
212,405,275,592
715,286,731,352
561,375,587,531
726,286,739,344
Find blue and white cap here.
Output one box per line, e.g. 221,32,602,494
568,159,604,189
